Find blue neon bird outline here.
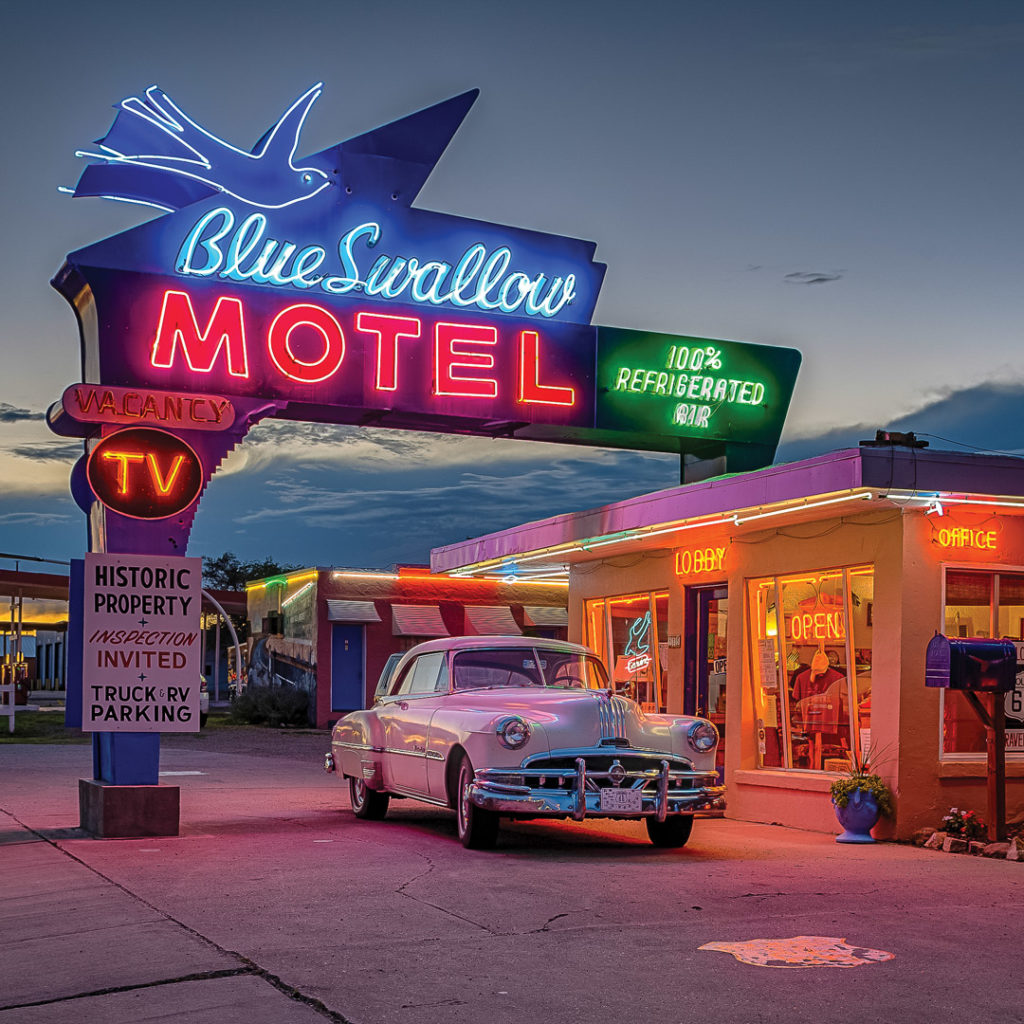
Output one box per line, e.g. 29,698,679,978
71,84,331,211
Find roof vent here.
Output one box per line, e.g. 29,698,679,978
859,430,928,450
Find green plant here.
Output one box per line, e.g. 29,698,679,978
828,750,893,817
941,807,985,840
830,772,893,816
230,684,310,727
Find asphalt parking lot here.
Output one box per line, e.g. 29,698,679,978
3,730,1024,1024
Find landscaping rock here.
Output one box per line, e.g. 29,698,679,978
983,842,1011,858
911,827,935,847
924,831,945,850
1008,838,1024,862
969,841,987,856
943,836,969,854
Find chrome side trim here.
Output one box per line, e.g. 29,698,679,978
332,740,385,754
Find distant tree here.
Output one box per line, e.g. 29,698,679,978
202,552,299,591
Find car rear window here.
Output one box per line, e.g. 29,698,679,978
452,649,607,690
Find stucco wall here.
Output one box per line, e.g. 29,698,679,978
563,507,1024,839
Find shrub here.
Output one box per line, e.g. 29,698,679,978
829,771,894,817
231,684,310,727
941,807,986,840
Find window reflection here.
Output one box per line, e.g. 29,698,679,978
748,566,873,771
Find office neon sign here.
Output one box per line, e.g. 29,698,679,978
935,526,997,551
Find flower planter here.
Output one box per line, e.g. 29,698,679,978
833,789,880,843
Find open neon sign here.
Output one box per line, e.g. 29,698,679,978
789,610,846,643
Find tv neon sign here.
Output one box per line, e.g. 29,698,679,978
86,428,203,519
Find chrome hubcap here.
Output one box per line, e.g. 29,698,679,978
458,768,469,833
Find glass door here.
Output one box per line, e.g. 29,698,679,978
684,585,728,780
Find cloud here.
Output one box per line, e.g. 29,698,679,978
9,442,81,462
778,380,1024,463
0,511,72,526
191,444,680,566
784,271,843,286
0,403,43,423
218,418,642,478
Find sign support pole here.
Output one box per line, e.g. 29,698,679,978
962,691,1007,842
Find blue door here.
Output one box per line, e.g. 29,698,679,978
331,625,365,711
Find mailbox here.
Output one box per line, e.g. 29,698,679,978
925,635,1017,692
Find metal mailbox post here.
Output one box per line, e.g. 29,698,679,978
926,635,1017,841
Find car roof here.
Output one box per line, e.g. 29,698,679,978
400,635,596,657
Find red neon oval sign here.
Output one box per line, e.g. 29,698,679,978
86,428,203,519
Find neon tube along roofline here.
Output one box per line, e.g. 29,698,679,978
446,490,879,578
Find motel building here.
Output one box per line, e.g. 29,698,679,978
244,567,569,730
429,442,1024,840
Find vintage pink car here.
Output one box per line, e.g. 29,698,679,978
325,636,723,849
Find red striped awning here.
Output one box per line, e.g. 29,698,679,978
464,605,521,636
391,604,449,637
523,605,569,628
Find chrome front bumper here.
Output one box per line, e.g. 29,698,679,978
470,756,725,820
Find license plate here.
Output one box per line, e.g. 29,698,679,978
599,787,642,813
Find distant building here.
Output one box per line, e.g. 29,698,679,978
245,566,568,728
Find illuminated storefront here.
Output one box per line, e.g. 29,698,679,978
432,444,1024,839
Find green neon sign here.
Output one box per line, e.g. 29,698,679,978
595,328,801,450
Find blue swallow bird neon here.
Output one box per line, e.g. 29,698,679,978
72,84,331,211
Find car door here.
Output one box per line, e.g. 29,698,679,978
375,652,446,796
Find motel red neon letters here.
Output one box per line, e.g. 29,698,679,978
149,290,576,407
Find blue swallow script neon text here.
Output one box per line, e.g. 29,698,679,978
175,208,576,318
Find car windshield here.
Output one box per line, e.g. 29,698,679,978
452,648,608,691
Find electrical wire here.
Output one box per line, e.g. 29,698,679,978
917,432,1024,457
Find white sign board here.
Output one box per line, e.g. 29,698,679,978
1005,641,1024,751
83,553,202,732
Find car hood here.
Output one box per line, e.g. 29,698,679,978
449,687,655,751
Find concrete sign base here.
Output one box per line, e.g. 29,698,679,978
79,778,180,837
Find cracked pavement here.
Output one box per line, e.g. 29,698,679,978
3,741,1024,1023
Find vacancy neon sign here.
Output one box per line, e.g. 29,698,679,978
148,289,578,408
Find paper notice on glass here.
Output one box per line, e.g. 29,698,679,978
860,728,872,761
763,693,778,728
758,638,778,690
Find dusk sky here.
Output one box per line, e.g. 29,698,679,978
3,1,1024,570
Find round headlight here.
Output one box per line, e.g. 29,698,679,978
496,716,531,750
688,720,719,753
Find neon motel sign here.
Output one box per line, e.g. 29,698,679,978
51,84,802,527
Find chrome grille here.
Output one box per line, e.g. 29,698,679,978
598,693,629,739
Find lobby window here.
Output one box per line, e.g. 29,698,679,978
942,570,1024,756
747,566,873,771
585,591,668,712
